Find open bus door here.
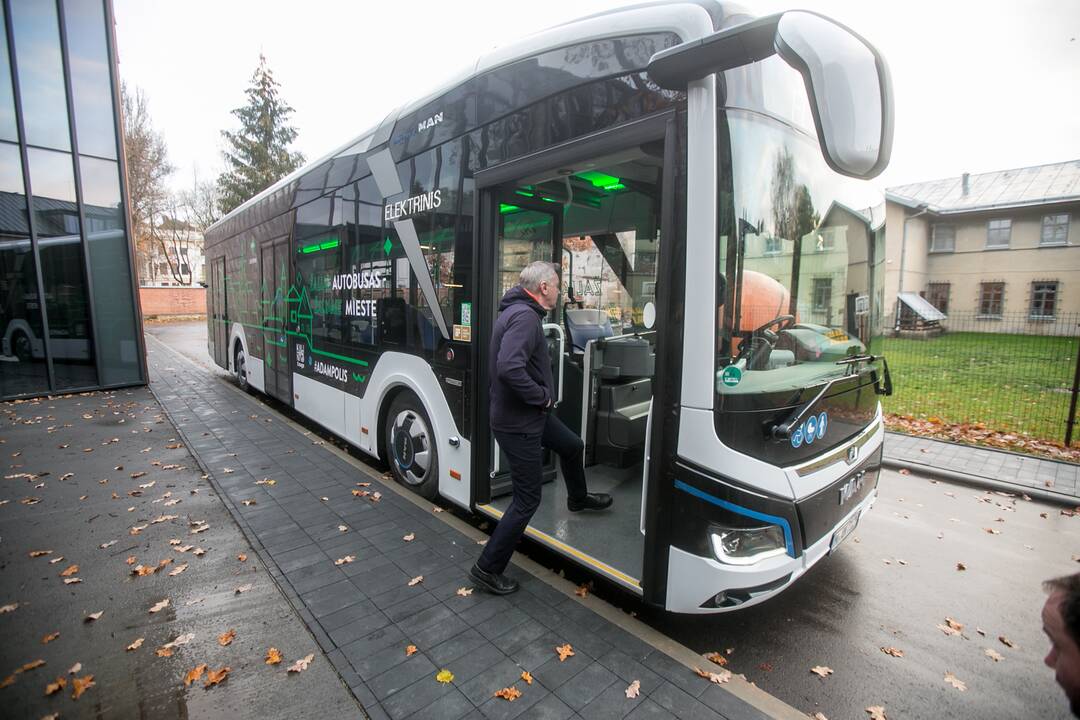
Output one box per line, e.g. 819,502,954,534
471,116,678,599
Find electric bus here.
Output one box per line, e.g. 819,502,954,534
205,1,894,613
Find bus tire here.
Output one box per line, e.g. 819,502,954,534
234,345,250,392
384,392,439,500
12,331,32,362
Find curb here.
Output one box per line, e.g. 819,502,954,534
882,457,1079,508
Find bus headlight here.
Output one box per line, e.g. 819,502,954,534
709,525,787,565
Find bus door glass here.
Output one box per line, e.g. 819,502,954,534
489,194,562,496
261,239,292,403
210,257,227,367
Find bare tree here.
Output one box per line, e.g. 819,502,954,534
150,195,195,286
121,82,173,271
180,171,221,232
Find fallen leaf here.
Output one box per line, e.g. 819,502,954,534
351,489,368,497
29,550,52,558
126,556,137,565
184,663,208,687
956,562,967,571
880,647,904,658
237,554,247,562
814,714,829,720
235,584,252,594
494,686,522,701
173,545,193,553
287,654,314,673
338,525,348,532
556,644,574,662
693,666,731,684
241,499,257,506
71,674,95,699
898,468,910,475
255,477,274,486
999,636,1016,649
938,617,964,636
408,575,423,586
0,603,18,613
625,679,641,698
810,666,834,678
218,629,236,646
334,556,355,566
168,563,188,577
265,648,283,665
190,524,209,535
435,668,454,683
985,648,1004,662
99,540,117,549
456,587,473,597
20,659,46,672
59,564,79,577
129,524,147,535
126,638,144,651
403,533,415,542
149,598,169,614
944,672,966,691
84,611,103,622
521,670,533,685
156,633,195,657
204,666,230,688
45,676,67,695
575,584,589,598
63,577,82,585
432,506,444,513
866,707,887,720
984,528,1001,535
67,662,80,675
42,632,60,644
192,548,206,557
705,652,728,667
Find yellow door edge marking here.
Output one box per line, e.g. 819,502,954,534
476,504,642,591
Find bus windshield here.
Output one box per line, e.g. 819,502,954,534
716,107,885,399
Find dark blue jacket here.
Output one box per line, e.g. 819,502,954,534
490,286,553,434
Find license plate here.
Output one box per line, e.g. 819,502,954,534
830,513,860,553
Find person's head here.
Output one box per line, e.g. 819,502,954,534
520,261,560,311
1043,573,1080,717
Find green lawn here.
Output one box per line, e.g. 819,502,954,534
873,331,1079,443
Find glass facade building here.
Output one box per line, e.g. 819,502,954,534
1,0,144,400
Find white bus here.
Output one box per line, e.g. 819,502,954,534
205,1,894,613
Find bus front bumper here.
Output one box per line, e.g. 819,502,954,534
663,486,877,614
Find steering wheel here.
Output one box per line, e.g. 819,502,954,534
735,314,795,367
749,314,795,342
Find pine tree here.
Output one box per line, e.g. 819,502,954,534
216,55,304,215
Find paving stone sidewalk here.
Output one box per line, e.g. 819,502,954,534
884,431,1079,503
145,336,790,720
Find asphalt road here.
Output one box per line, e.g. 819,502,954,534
148,321,1080,719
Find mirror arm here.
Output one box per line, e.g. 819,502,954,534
646,13,783,90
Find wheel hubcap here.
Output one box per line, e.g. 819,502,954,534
390,410,431,486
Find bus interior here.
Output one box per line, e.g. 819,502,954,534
478,142,665,591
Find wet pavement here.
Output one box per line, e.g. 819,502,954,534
0,386,360,718
144,321,1080,720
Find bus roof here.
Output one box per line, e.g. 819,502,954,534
207,0,748,240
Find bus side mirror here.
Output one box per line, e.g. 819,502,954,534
646,10,893,180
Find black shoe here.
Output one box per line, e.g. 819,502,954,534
567,493,613,512
469,563,519,595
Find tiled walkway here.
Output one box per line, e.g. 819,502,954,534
883,432,1079,503
145,335,793,720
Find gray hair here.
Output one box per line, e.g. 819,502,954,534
519,260,559,292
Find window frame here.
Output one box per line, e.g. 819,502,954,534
1029,280,1059,320
929,223,955,253
977,281,1005,318
926,281,950,314
1040,213,1069,247
985,218,1011,249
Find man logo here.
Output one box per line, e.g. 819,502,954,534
847,445,859,465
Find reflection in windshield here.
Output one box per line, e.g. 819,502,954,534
717,108,885,395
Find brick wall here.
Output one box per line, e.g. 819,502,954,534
139,287,206,316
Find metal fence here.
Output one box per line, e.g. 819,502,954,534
871,312,1080,448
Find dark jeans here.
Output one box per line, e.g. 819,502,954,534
477,412,588,574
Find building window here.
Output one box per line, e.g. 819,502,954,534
764,235,782,255
986,218,1011,249
1030,281,1058,319
812,277,832,310
926,282,950,314
930,224,954,252
978,282,1005,317
1041,214,1069,246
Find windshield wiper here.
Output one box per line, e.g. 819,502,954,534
770,354,892,440
833,354,893,396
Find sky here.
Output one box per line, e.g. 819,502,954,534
111,0,1080,196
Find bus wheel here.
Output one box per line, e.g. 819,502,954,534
234,346,250,392
384,394,439,500
12,332,32,362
